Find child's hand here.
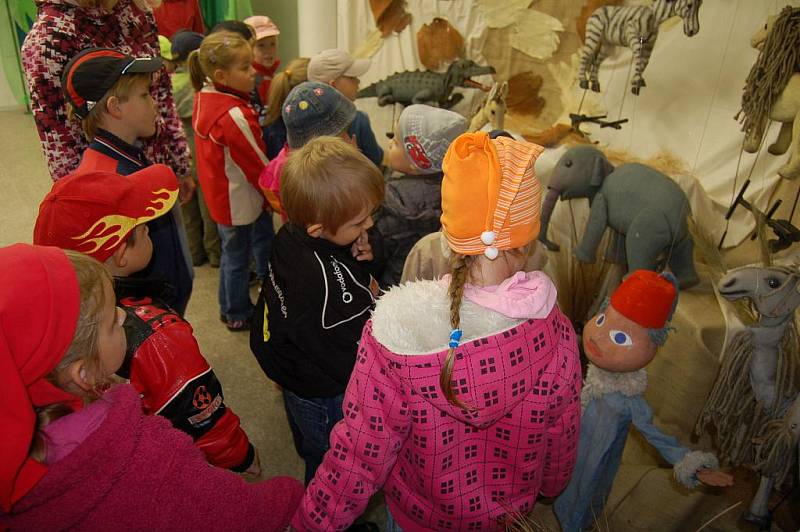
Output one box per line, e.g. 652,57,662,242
696,468,733,487
351,231,373,261
242,448,262,479
178,176,196,205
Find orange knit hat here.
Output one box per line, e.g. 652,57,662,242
441,132,544,258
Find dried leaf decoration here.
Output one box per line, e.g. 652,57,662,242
506,71,545,117
476,0,533,29
577,0,623,42
510,9,564,61
353,29,384,59
417,18,465,70
370,0,412,37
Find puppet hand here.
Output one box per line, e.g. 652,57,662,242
351,231,373,261
697,468,733,487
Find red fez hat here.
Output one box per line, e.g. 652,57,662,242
610,270,678,329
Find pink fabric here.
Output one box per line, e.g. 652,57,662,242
293,307,581,531
258,144,289,218
21,0,190,181
1,385,304,531
41,397,111,465
459,270,558,319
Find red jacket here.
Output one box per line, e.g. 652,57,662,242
118,288,254,471
153,0,205,38
1,385,303,531
193,85,268,226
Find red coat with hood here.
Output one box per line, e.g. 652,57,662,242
193,85,268,226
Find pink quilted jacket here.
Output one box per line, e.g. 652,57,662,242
293,299,581,531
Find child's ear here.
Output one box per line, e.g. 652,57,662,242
109,242,129,268
212,68,226,85
105,95,123,119
306,223,324,238
65,360,93,392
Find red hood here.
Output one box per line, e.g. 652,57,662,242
192,86,247,138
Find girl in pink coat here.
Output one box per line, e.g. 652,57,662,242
292,132,582,531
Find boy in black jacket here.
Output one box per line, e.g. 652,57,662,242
250,136,383,483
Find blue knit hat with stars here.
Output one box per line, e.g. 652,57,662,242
282,81,356,149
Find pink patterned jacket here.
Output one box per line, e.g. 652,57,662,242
21,0,190,180
293,276,581,531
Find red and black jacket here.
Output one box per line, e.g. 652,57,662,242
115,277,255,471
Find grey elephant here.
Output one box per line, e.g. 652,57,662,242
539,145,699,289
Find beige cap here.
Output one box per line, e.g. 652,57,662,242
244,15,280,40
307,49,371,82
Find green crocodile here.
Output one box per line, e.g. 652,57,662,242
357,59,496,109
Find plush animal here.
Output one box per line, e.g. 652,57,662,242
356,59,495,108
579,0,702,95
554,270,732,532
468,81,508,132
539,145,699,289
737,7,800,180
695,264,800,528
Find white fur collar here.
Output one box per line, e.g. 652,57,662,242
581,364,648,407
372,279,525,355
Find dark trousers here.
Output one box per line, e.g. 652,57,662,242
282,389,344,484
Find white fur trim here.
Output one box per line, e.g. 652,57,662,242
673,451,719,488
371,279,525,355
581,364,648,407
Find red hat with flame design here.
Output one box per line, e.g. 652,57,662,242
33,165,179,262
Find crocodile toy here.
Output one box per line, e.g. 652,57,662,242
357,59,495,109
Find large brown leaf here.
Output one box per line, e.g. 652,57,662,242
417,18,465,70
369,0,412,37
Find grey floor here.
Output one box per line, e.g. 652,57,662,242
0,109,390,525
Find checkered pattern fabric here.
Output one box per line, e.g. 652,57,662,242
21,0,190,180
293,307,581,531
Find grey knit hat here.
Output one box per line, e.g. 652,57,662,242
397,104,468,174
282,81,357,149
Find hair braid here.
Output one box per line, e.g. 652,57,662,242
441,253,470,408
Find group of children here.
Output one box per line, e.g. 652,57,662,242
0,10,721,532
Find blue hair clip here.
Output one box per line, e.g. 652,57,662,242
448,329,463,349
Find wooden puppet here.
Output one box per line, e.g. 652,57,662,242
554,270,732,532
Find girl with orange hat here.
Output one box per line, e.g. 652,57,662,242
0,244,302,530
292,132,582,531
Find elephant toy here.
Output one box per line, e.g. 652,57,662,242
539,145,699,289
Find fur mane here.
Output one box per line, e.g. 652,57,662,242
738,7,800,136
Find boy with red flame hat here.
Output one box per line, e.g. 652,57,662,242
33,165,260,475
554,270,733,532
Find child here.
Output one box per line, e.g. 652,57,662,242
307,48,384,167
259,81,356,216
33,165,260,475
62,47,194,316
250,136,383,484
244,15,281,120
292,132,582,531
372,104,468,286
190,31,273,331
262,57,310,159
166,30,221,268
0,243,302,530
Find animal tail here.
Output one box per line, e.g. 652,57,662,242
357,84,377,98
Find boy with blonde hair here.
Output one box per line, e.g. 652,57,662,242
62,47,193,315
250,136,383,484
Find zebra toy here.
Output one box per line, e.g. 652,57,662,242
579,0,702,95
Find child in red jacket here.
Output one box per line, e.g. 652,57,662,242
33,164,259,474
190,31,272,331
0,243,302,530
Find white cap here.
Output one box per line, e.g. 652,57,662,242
307,49,371,82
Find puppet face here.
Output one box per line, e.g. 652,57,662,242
582,305,657,372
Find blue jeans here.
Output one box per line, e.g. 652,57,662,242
385,507,404,532
282,389,344,484
217,221,255,321
251,211,274,281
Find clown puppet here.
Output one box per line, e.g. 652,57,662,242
554,270,733,532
